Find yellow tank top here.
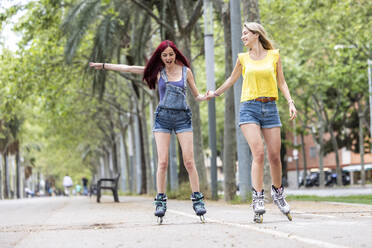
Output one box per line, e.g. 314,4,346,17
238,49,280,102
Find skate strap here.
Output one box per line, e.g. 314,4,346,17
191,195,204,201
154,195,167,201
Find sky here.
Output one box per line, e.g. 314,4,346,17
0,0,30,52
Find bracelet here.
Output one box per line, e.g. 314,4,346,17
288,99,295,105
102,63,105,69
214,91,220,97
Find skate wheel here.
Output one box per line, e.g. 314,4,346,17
286,213,292,221
254,214,263,223
157,216,163,224
199,215,205,223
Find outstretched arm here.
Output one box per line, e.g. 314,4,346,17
89,62,145,74
206,58,242,99
186,68,207,102
276,56,297,120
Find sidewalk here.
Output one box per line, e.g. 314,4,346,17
1,196,371,248
286,185,372,196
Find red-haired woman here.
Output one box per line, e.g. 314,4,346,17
90,40,207,223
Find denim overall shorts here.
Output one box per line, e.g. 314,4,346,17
153,66,193,133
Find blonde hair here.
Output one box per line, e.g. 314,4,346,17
243,22,274,50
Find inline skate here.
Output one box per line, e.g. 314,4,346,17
154,193,167,224
252,189,265,223
271,185,292,221
191,192,207,222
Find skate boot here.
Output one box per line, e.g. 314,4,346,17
191,192,207,222
271,185,292,221
154,193,167,224
252,188,265,223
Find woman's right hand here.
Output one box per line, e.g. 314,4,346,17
89,62,104,70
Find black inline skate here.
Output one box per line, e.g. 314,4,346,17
191,192,207,223
154,193,167,224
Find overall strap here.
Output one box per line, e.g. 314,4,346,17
160,68,168,83
182,66,188,88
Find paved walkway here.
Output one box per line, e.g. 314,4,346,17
0,196,371,248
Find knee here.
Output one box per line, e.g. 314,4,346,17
253,150,265,164
183,159,195,172
268,153,281,166
157,160,168,172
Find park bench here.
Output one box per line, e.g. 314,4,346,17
96,173,121,203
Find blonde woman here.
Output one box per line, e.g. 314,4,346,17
207,22,296,223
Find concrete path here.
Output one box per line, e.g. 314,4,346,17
0,196,371,248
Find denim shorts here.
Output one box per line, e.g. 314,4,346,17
239,100,282,128
153,106,193,133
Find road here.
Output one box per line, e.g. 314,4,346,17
0,195,371,248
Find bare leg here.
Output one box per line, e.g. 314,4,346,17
154,132,171,193
262,127,282,188
240,124,265,192
176,131,199,192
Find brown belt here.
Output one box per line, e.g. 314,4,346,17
254,97,276,103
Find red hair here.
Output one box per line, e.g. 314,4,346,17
143,40,190,89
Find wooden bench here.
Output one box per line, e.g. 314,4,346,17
96,174,121,203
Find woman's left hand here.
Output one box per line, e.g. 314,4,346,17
289,102,297,120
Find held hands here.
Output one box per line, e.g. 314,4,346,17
89,62,104,70
196,94,207,102
196,90,219,102
206,90,218,100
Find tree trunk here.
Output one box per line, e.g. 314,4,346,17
300,131,307,185
357,101,366,185
215,0,237,201
222,13,237,201
4,153,9,199
204,0,218,200
242,0,261,23
16,151,20,199
230,0,252,202
150,93,158,191
169,133,179,191
329,125,342,186
127,117,136,193
0,153,3,199
178,143,188,184
318,125,325,188
140,96,152,194
179,35,208,191
135,106,146,194
119,130,129,193
312,95,326,187
110,126,119,174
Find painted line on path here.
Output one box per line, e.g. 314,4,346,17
168,209,350,248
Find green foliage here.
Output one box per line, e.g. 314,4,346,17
260,0,371,153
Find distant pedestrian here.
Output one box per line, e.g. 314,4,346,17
63,175,73,196
82,177,89,196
